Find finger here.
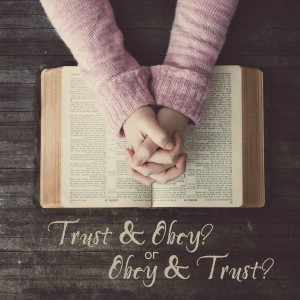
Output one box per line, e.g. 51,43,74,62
132,120,176,166
128,147,171,176
126,136,144,153
126,149,155,186
132,136,159,166
126,143,133,151
149,153,187,184
142,119,175,151
132,160,174,177
147,132,183,165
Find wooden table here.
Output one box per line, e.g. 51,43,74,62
1,0,299,299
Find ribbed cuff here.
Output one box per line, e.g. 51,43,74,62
97,68,155,137
150,65,211,126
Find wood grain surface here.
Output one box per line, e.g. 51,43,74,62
0,0,299,299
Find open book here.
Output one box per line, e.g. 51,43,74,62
40,66,264,208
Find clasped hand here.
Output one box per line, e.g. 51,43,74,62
123,106,189,185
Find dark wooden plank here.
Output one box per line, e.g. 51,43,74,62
0,15,51,29
0,169,34,181
0,214,299,238
0,28,59,43
129,28,300,56
271,169,300,197
0,55,74,69
0,278,299,298
221,29,300,56
270,112,300,141
43,205,300,224
0,98,36,111
1,195,299,219
112,1,300,15
0,84,35,98
0,182,34,197
271,142,300,168
2,28,300,56
1,69,300,96
218,55,300,69
2,55,300,71
0,0,287,1
0,155,35,168
0,250,293,268
0,1,45,15
0,70,38,84
271,97,300,112
0,43,70,56
0,141,35,154
70,26,300,56
270,69,300,83
0,197,35,209
0,0,300,16
270,196,300,210
2,203,300,224
117,13,300,30
0,252,297,280
0,126,35,140
237,1,300,14
0,112,36,126
0,223,298,251
2,14,300,30
231,14,300,29
270,84,296,100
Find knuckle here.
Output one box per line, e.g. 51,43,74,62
127,167,135,176
165,157,173,165
158,135,169,147
145,180,152,186
140,168,150,177
143,140,157,154
137,146,151,159
177,143,183,153
167,153,178,165
157,177,168,184
171,153,178,163
147,169,156,176
159,134,170,146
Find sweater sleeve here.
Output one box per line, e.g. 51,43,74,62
40,0,155,137
150,0,239,126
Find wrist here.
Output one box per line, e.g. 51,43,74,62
159,107,189,126
157,107,188,140
123,105,155,135
150,65,211,127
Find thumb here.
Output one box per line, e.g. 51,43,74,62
133,120,175,166
143,119,175,151
133,136,159,166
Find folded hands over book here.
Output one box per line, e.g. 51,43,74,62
123,106,189,185
40,65,265,207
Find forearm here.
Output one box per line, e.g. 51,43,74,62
151,0,239,125
40,0,155,136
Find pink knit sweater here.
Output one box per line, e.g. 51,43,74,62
40,0,239,136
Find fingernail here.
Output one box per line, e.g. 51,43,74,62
165,140,175,150
133,154,144,166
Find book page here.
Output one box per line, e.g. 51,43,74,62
60,67,151,207
152,66,243,207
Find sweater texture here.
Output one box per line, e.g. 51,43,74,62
150,0,239,125
40,0,239,136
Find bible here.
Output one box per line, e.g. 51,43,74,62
39,66,264,208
